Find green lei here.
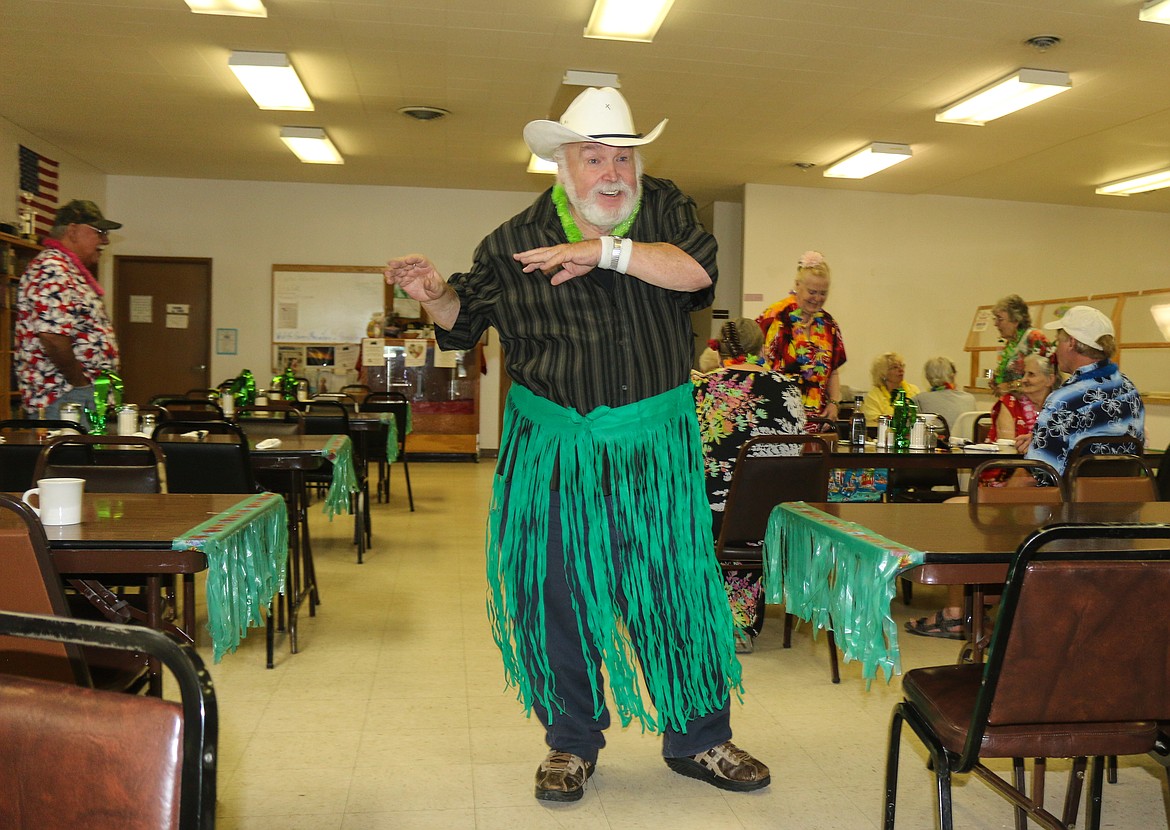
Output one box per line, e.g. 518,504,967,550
994,327,1027,383
551,183,641,243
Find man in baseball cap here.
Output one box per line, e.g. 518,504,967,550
1017,305,1144,477
14,199,121,421
53,199,123,232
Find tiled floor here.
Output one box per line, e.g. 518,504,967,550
199,461,1170,829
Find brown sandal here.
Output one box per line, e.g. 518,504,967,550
904,610,966,640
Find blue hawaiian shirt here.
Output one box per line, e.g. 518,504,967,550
1025,360,1145,478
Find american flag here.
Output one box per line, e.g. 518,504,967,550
18,145,60,239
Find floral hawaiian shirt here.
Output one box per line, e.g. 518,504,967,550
15,245,119,412
756,292,846,414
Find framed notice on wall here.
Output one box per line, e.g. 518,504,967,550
272,264,385,344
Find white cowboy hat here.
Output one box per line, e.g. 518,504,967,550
523,87,668,161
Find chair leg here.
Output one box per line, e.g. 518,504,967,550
783,612,793,648
1062,757,1088,827
1106,754,1117,784
1086,756,1106,830
827,629,840,684
900,577,913,604
883,706,905,830
402,456,414,511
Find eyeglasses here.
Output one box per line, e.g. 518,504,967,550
87,225,109,240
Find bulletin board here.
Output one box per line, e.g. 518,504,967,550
272,264,386,344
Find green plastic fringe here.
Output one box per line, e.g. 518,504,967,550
320,435,360,518
172,493,289,662
488,383,741,734
764,502,924,685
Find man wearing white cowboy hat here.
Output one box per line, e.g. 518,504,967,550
386,87,769,802
1016,304,1144,478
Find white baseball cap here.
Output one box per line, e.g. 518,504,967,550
1043,305,1114,349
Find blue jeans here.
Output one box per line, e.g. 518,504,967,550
520,490,732,765
40,385,96,428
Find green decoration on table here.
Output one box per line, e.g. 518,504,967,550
280,365,297,401
319,435,360,518
172,492,289,662
86,370,122,435
765,501,924,685
231,369,257,408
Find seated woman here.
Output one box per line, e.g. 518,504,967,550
980,353,1060,485
861,352,921,425
907,352,1061,638
913,356,975,435
693,319,804,653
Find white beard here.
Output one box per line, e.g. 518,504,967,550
559,167,643,232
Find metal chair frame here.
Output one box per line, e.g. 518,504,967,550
884,523,1170,830
0,609,217,830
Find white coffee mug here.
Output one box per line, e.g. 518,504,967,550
22,477,86,526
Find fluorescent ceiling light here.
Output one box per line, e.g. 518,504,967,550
563,70,620,88
823,142,912,179
527,154,557,174
936,68,1071,126
584,0,675,42
1139,0,1170,23
186,0,267,16
280,127,343,164
229,51,313,111
1095,166,1170,196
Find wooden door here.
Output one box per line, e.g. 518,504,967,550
112,256,211,402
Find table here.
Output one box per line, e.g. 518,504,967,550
828,441,1018,471
764,500,1170,683
23,491,288,692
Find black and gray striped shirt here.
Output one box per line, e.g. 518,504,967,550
436,175,717,413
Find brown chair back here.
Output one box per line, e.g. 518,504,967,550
33,434,168,494
715,435,830,561
968,458,1065,503
976,524,1170,748
236,403,305,438
1068,453,1158,503
0,495,90,685
152,398,225,421
0,611,218,830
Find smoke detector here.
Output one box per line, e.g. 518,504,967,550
397,106,450,121
1024,35,1062,51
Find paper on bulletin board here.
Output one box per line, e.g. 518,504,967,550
361,338,383,366
166,314,189,329
404,341,428,367
433,347,457,369
334,343,359,372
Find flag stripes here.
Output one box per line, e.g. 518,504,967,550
18,145,60,238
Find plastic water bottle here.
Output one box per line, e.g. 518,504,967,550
850,395,867,447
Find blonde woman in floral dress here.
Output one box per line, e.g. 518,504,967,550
693,319,804,652
756,251,846,422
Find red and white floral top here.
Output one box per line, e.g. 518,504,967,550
15,242,119,412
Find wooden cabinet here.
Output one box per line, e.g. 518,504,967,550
362,338,481,458
0,232,42,419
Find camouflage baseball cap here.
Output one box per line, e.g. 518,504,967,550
54,199,123,231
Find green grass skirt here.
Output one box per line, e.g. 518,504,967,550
487,383,742,733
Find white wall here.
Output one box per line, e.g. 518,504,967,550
741,184,1170,448
106,175,537,450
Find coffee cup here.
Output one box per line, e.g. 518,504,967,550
22,477,85,526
